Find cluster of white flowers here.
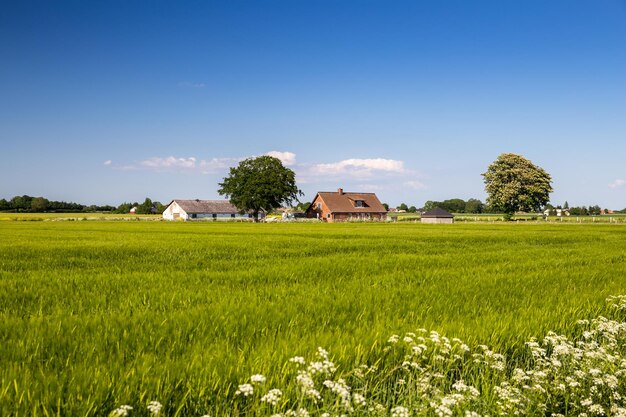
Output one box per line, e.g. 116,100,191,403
110,405,132,417
235,383,254,397
280,408,309,417
391,405,410,417
323,378,352,410
353,393,366,407
261,388,283,406
296,370,321,401
251,374,267,384
289,356,306,365
147,401,162,416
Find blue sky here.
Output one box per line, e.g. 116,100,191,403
1,1,625,208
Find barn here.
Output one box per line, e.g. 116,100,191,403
162,199,253,221
420,207,454,224
305,188,387,222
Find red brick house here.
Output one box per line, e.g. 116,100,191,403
305,188,387,222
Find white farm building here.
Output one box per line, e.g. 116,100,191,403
162,199,253,221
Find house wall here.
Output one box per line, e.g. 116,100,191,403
162,202,189,221
420,217,454,224
188,213,253,220
306,195,332,221
334,213,386,222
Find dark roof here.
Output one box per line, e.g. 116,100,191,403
315,191,387,213
170,199,241,214
421,207,454,218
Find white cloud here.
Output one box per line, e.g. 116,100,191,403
404,180,427,190
310,158,405,178
266,151,296,166
359,183,385,191
140,156,197,169
178,81,206,88
609,179,626,189
103,160,112,166
199,158,241,173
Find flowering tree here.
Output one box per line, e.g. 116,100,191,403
482,153,553,219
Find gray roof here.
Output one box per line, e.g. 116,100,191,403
170,199,241,214
421,207,454,218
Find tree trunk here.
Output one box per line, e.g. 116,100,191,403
253,211,259,222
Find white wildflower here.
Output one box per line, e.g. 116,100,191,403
391,405,410,417
289,356,306,365
353,393,366,407
317,347,329,360
235,383,254,396
250,374,266,384
261,388,283,406
588,404,605,415
147,401,162,416
285,408,309,417
110,405,133,417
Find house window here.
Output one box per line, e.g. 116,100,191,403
355,200,364,208
191,213,197,219
327,213,331,218
317,202,322,210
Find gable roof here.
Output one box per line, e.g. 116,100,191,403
421,207,454,218
171,199,240,214
315,191,387,213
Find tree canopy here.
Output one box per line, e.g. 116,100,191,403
422,198,484,214
482,153,553,217
218,155,302,221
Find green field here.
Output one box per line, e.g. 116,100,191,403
2,221,626,416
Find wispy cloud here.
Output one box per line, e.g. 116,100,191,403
310,158,405,178
177,81,206,88
266,151,296,166
105,151,297,174
199,158,241,173
609,179,626,189
403,180,427,190
140,156,197,169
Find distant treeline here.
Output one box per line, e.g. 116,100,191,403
393,198,624,215
0,195,166,214
544,202,622,216
393,198,487,214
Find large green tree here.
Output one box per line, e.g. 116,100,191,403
464,198,484,214
218,156,302,221
482,153,553,218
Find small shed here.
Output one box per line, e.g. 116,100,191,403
421,207,454,224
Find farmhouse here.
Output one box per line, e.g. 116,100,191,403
162,199,253,221
420,207,454,224
305,188,387,222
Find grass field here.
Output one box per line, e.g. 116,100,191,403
1,221,626,416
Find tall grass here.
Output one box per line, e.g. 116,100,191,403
1,222,625,415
